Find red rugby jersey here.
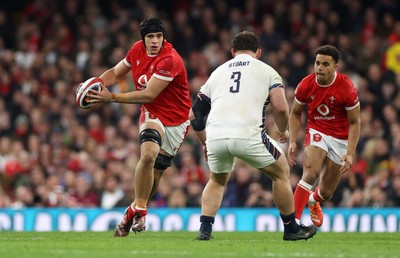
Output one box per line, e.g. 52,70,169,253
294,72,359,139
124,40,191,126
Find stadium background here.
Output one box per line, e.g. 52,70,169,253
0,0,400,231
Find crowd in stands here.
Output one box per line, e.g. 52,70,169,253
0,0,400,209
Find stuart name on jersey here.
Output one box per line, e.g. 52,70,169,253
229,61,250,68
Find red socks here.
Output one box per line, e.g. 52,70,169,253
312,186,325,202
134,207,148,217
126,205,136,220
293,180,312,221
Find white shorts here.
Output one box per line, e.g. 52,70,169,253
141,109,190,156
306,128,348,165
206,132,283,173
162,121,190,156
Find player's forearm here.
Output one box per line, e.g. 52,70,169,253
288,113,301,144
110,91,154,104
99,68,119,87
100,60,129,87
273,109,289,133
195,130,207,146
347,122,360,155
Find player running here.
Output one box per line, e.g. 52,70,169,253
87,17,191,236
288,45,361,227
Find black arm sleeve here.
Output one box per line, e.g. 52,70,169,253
191,93,211,131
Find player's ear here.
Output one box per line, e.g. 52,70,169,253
255,48,262,59
231,48,235,57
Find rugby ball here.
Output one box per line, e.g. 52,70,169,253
76,77,103,109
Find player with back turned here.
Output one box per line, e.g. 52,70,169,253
189,31,318,241
86,17,191,236
288,45,361,227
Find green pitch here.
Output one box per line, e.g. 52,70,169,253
0,231,399,258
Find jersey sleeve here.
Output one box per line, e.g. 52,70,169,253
294,80,307,105
123,46,134,67
343,79,360,110
199,68,219,98
199,79,211,99
268,67,283,87
153,56,174,82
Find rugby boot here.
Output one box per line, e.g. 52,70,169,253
195,231,213,241
283,224,318,241
114,206,135,237
131,208,147,233
309,202,323,227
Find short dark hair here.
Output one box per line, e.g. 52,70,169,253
231,31,259,53
315,45,341,64
140,17,166,40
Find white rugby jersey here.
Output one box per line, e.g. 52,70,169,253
199,53,283,141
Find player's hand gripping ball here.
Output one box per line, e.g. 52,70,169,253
76,77,103,109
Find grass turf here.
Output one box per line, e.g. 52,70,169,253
0,231,399,258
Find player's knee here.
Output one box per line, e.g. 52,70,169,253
302,168,320,181
318,188,333,200
271,172,290,184
139,128,162,146
322,194,332,201
140,151,158,165
154,153,174,170
211,173,229,186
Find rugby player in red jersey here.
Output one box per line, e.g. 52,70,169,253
288,45,361,227
87,17,191,236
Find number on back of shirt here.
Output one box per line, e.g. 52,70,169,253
230,71,241,93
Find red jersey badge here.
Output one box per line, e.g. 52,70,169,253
313,133,322,142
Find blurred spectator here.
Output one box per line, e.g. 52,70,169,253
388,174,400,207
66,173,99,207
245,182,274,207
114,170,135,207
260,14,283,52
366,185,388,207
100,175,124,209
186,181,203,207
338,172,365,207
179,151,207,185
0,186,11,207
167,188,187,208
10,185,33,208
222,164,255,207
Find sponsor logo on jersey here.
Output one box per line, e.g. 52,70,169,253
317,104,329,116
314,104,336,121
138,74,148,90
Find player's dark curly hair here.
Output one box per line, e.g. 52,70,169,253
315,45,341,64
231,31,259,53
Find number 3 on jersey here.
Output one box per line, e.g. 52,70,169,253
230,71,241,93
